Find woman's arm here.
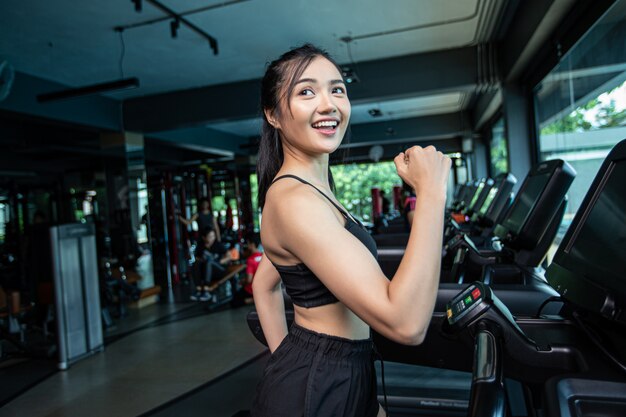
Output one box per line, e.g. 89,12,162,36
272,146,450,345
178,212,198,227
212,216,221,241
252,254,287,352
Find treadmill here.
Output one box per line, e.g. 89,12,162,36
442,159,576,284
373,138,626,416
443,173,516,241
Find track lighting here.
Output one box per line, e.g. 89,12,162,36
118,0,219,55
170,19,179,38
341,66,360,84
368,108,383,117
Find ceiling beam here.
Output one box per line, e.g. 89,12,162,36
331,138,462,164
123,46,481,133
0,72,122,131
147,125,245,155
348,112,471,146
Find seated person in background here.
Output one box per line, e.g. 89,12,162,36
191,228,231,302
231,233,262,307
403,181,417,230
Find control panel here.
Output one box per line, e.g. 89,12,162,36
446,282,491,329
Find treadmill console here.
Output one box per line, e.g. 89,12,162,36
445,282,529,342
446,282,489,328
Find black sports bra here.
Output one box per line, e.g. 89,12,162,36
268,175,378,308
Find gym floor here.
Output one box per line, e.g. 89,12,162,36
1,304,265,417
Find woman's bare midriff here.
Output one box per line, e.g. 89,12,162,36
293,302,371,340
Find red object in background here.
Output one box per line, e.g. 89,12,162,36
451,212,468,223
392,186,402,210
371,188,381,219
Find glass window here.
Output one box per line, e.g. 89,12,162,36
250,173,260,231
331,161,400,223
534,1,626,248
490,117,509,176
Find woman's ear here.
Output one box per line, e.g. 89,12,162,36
264,109,281,129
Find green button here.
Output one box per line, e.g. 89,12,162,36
464,296,472,305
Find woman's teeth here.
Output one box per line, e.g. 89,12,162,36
312,121,338,128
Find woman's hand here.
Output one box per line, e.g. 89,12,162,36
394,146,451,199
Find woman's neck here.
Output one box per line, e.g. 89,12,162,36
280,149,330,189
278,151,329,188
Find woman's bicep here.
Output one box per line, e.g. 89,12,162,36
252,254,281,291
281,207,397,335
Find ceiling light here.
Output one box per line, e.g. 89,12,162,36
37,77,140,103
368,108,383,117
132,0,142,12
341,66,360,84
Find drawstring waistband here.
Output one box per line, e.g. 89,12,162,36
372,343,389,416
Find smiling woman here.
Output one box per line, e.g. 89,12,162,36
251,44,451,417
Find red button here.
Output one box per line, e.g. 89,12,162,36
472,288,481,300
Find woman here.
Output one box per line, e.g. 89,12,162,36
252,44,451,417
403,180,417,229
178,198,221,242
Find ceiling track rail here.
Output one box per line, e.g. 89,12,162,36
114,0,237,55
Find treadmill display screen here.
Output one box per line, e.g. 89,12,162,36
565,161,626,296
503,172,551,234
468,182,484,209
479,187,498,216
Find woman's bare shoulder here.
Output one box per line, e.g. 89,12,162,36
265,178,328,224
263,179,344,244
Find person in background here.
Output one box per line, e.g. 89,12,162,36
231,233,262,307
380,190,391,218
179,198,221,242
402,180,417,230
191,228,231,302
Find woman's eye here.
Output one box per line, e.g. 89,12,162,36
299,88,314,96
332,86,346,94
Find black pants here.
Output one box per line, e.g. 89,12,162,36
252,323,380,417
195,258,225,287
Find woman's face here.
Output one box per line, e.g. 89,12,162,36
272,56,351,155
204,230,216,246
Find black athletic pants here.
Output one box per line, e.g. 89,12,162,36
251,323,380,417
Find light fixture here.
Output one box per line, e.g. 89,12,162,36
368,108,383,117
132,0,142,12
37,77,140,103
170,19,179,38
341,66,360,84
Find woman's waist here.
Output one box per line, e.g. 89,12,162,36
293,305,371,341
286,322,373,359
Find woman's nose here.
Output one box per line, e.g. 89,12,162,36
317,92,337,113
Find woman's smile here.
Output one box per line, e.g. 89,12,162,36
311,117,340,136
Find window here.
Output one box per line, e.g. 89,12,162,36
331,161,400,222
490,117,509,176
250,173,260,231
534,1,626,245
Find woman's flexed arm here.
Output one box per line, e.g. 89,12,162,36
252,254,288,352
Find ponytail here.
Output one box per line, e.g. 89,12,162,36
257,120,283,209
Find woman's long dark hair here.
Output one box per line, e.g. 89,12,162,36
257,44,344,209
